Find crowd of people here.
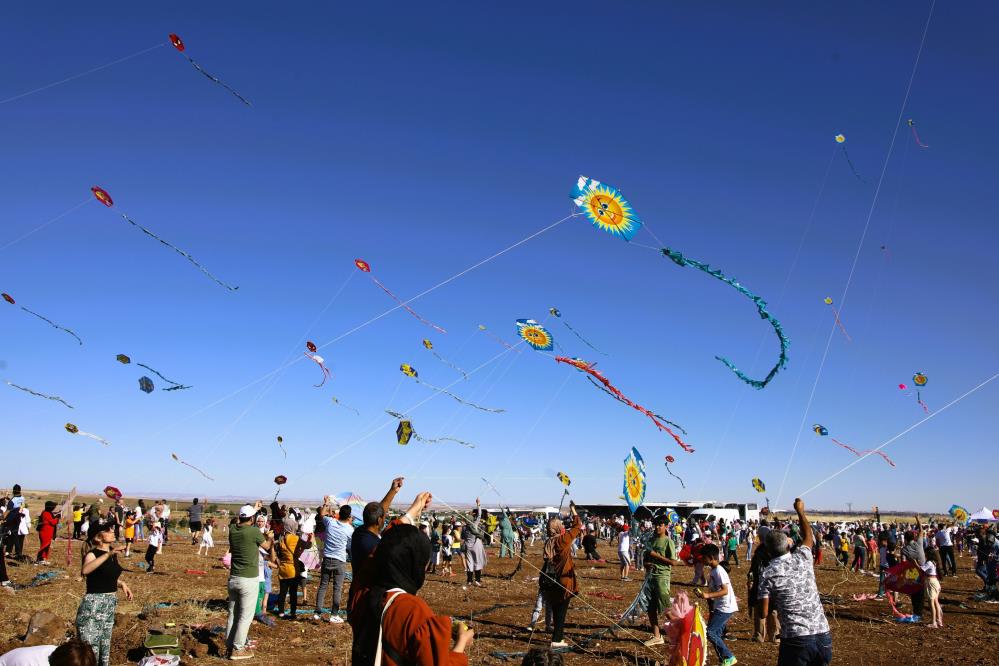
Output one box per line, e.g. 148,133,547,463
3,480,999,665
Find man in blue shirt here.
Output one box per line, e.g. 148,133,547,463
313,504,354,623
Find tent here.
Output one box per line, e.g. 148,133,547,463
968,507,998,523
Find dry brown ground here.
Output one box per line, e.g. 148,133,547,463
3,527,999,665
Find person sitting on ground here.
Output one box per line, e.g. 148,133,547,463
581,528,603,562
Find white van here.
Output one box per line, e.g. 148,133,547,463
687,502,760,524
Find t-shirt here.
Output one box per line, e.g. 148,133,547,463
934,528,952,548
160,505,171,520
727,536,738,551
85,549,123,594
648,535,675,580
709,565,738,614
321,516,354,561
0,645,57,666
758,547,829,638
148,531,163,549
351,528,381,564
618,532,630,553
73,509,83,522
922,560,937,577
189,504,204,523
229,524,265,579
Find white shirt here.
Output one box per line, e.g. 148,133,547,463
922,560,937,577
0,645,57,666
709,565,738,614
160,505,171,519
934,528,952,548
148,531,163,549
18,508,30,536
618,532,631,553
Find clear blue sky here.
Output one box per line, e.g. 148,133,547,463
3,2,997,512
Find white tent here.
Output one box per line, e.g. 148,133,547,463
968,506,998,523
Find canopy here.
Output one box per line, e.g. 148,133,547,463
968,506,998,523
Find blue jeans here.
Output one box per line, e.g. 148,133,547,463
777,631,832,666
706,610,733,661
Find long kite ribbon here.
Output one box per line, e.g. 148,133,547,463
831,438,896,467
662,248,789,390
20,307,83,345
407,377,504,413
7,382,73,408
171,453,214,480
304,352,331,387
136,363,192,391
370,276,446,334
556,356,693,453
386,410,478,447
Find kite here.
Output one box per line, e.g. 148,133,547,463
138,376,155,394
477,324,517,351
823,297,851,342
115,354,191,390
171,453,213,480
623,447,647,514
949,505,969,525
168,33,251,106
387,410,476,448
6,382,73,409
992,509,999,521
2,291,82,345
422,339,467,379
331,397,359,415
103,486,122,501
570,176,643,241
901,372,930,413
354,258,445,334
64,423,110,446
116,354,131,364
90,186,239,291
399,364,504,413
304,342,331,387
276,435,286,459
662,248,789,389
557,472,571,487
515,318,554,352
556,356,693,452
907,119,929,148
273,475,287,501
664,455,686,488
814,425,895,467
665,592,708,666
835,133,866,183
752,478,766,493
549,307,604,354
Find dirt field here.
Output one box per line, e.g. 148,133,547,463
3,519,999,666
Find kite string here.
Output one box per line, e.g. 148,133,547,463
0,198,92,252
774,0,936,508
800,372,998,497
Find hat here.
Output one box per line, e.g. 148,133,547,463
90,518,115,534
239,504,257,519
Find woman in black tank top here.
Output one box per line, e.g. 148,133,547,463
76,519,133,666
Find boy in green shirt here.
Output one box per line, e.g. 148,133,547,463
643,518,685,647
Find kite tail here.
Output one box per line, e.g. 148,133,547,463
184,55,252,106
830,307,852,342
20,307,83,345
431,350,468,380
910,126,928,149
839,145,867,183
173,455,215,480
916,392,929,414
415,378,504,413
370,276,446,334
120,214,239,291
6,382,74,408
585,376,687,434
662,248,789,390
417,434,476,448
561,320,606,355
665,462,687,488
863,449,896,467
136,363,191,390
78,432,111,446
333,399,360,415
830,438,864,457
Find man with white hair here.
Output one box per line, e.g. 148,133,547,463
759,498,831,665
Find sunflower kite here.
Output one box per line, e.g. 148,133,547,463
516,318,554,352
623,447,647,514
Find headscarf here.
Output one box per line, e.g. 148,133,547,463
367,525,431,613
543,517,564,561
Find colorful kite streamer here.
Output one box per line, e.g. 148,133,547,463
813,424,895,467
65,423,110,446
168,33,251,106
823,297,851,342
548,307,604,355
662,248,789,389
6,382,73,409
276,435,286,459
422,339,467,379
304,341,331,387
386,410,476,448
171,453,214,480
556,356,693,452
3,292,82,345
571,176,643,241
664,455,686,489
907,119,929,148
583,375,687,434
91,187,239,291
354,258,445,334
515,318,554,352
623,447,647,514
835,134,866,183
398,364,504,413
912,372,929,413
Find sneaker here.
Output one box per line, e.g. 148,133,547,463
550,641,569,649
312,613,322,621
473,581,483,588
721,658,738,666
229,648,254,660
643,636,665,647
328,615,344,624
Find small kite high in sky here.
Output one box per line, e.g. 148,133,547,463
515,318,554,352
823,297,851,342
623,447,647,514
477,324,516,351
912,372,929,413
171,453,213,480
386,410,476,448
557,356,693,453
549,307,604,355
115,353,192,391
752,478,766,493
3,291,82,345
91,186,238,291
422,338,467,379
65,423,110,446
355,259,445,334
304,341,331,387
331,397,359,415
276,435,286,459
6,381,73,409
557,471,571,487
813,424,895,467
835,133,866,182
906,119,929,148
138,376,155,394
168,33,251,106
399,363,504,413
664,455,686,488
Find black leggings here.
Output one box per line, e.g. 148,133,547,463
546,595,571,642
466,569,482,584
145,545,157,571
278,577,300,615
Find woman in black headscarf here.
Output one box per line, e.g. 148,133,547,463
350,522,474,665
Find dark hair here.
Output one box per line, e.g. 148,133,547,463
49,638,97,666
193,498,199,504
12,484,21,494
701,543,721,561
338,505,352,520
520,648,564,666
362,501,384,528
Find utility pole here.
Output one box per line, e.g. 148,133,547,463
846,502,853,514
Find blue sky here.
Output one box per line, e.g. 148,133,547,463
2,2,997,512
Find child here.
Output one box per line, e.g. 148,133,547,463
441,529,454,577
123,512,138,557
198,517,215,555
696,543,738,666
924,545,944,628
725,530,739,568
618,525,632,581
145,522,163,573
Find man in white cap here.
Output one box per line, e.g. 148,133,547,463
226,503,272,660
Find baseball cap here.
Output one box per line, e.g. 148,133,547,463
239,504,256,519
